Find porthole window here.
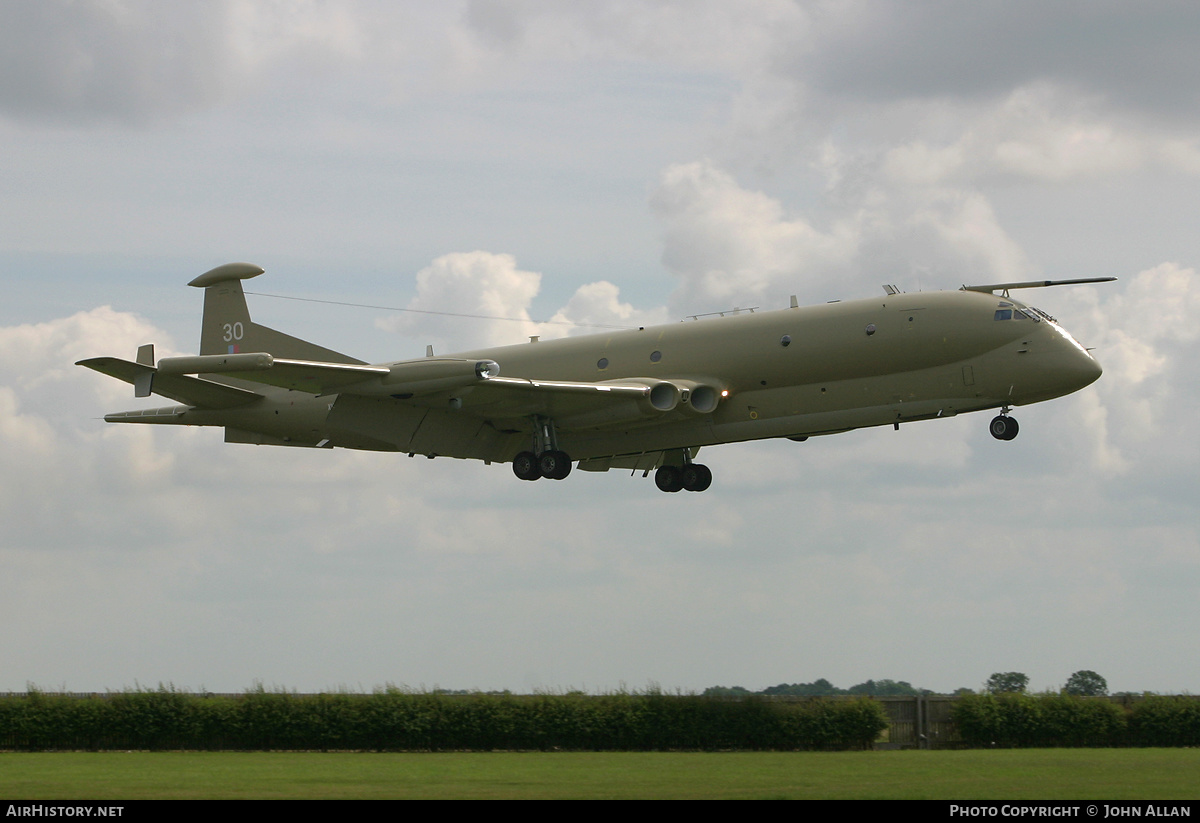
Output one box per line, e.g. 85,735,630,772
650,350,662,362
780,335,791,347
865,323,876,336
597,357,609,370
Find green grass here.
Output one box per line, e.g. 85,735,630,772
2,749,1198,799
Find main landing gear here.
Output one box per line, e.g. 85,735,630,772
512,416,573,481
654,462,712,493
989,410,1019,441
512,448,572,481
653,449,712,493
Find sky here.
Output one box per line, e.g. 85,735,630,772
2,0,1198,696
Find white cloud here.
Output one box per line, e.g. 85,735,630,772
907,191,1029,283
0,306,171,415
546,280,669,335
379,251,667,350
378,251,543,350
651,158,1033,308
652,160,861,308
1054,263,1200,471
879,84,1200,188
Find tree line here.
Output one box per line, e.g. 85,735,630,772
705,670,1113,698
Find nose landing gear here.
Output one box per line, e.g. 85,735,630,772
989,411,1019,441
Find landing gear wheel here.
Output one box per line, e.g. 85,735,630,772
681,463,712,492
513,451,540,481
655,465,684,493
538,449,572,480
989,415,1019,441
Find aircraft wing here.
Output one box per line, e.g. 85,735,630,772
204,358,391,393
149,354,680,427
76,357,261,409
431,373,722,433
105,349,711,430
454,376,662,423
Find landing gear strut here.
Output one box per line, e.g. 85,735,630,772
511,416,573,481
989,411,1019,441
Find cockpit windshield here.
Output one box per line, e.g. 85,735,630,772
994,301,1056,324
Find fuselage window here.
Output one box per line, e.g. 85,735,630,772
650,350,662,362
597,357,609,370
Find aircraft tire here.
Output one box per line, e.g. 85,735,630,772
513,451,540,481
538,449,572,480
989,415,1019,441
655,465,684,493
553,451,573,480
1003,417,1019,440
681,463,712,492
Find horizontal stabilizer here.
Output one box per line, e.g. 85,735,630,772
76,357,261,409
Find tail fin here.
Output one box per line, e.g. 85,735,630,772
188,263,365,364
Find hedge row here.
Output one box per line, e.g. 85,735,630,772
0,688,888,752
954,693,1200,747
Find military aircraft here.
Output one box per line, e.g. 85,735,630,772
78,263,1111,493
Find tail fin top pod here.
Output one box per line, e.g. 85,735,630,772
188,263,366,365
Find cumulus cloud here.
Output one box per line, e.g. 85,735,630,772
377,251,657,351
545,281,669,335
879,84,1200,186
377,251,543,350
1058,264,1200,471
652,160,861,308
0,307,176,543
0,306,170,416
651,158,1031,309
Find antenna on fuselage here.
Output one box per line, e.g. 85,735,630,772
961,277,1117,297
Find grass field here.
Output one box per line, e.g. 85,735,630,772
1,749,1198,799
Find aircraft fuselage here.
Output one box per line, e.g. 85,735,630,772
80,265,1105,491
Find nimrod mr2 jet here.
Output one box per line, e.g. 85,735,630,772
79,263,1111,493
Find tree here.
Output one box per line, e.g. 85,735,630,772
985,672,1029,693
846,679,921,696
1063,670,1108,696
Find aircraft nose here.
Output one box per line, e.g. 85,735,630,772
1052,326,1102,391
1072,348,1103,389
